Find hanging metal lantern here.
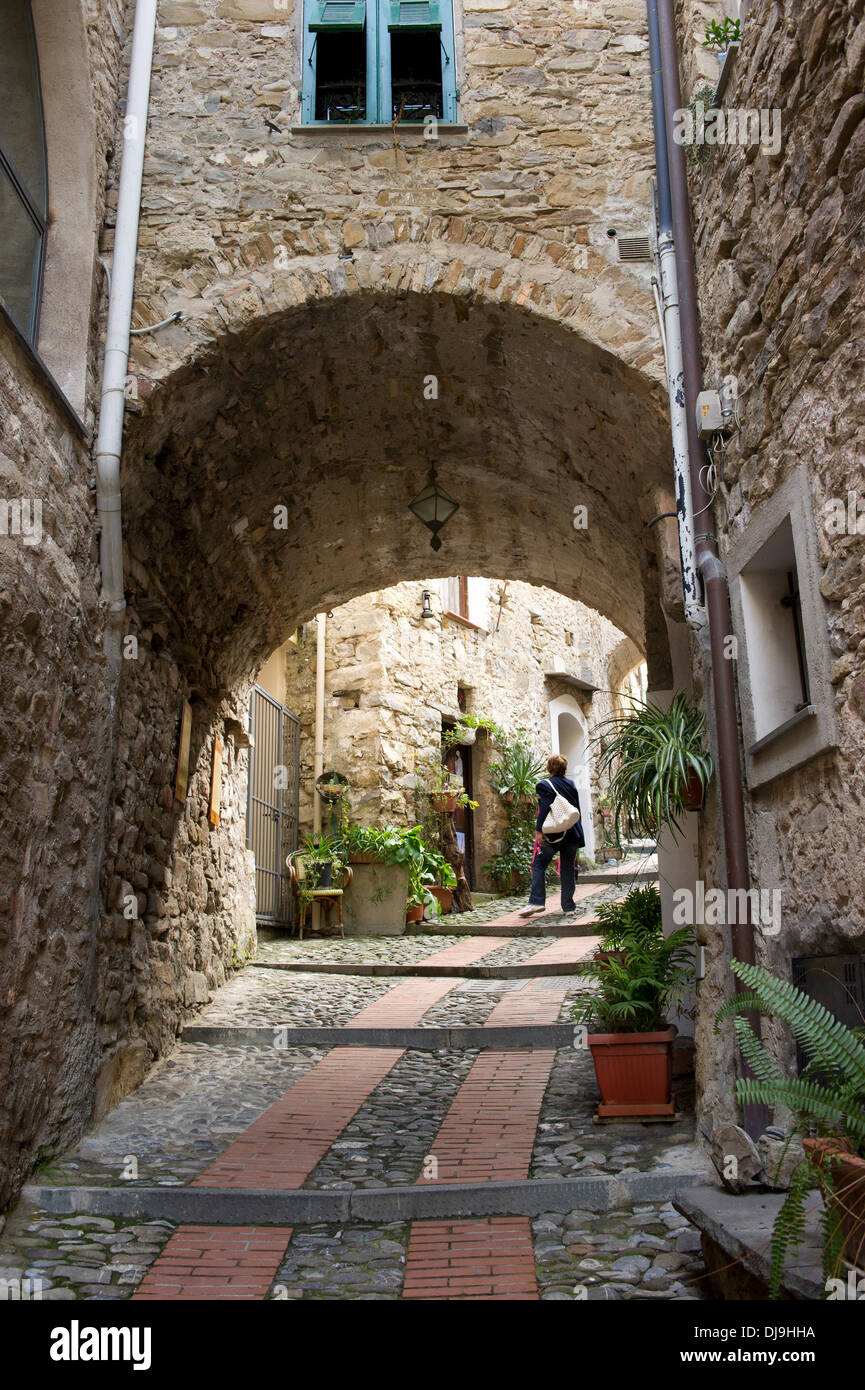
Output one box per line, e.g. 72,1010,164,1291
408,465,459,551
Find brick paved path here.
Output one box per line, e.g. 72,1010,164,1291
402,1219,538,1301
3,878,707,1305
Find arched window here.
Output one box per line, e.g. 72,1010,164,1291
0,0,48,344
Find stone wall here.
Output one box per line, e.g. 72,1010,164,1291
681,0,865,1130
276,577,645,885
0,1,127,1208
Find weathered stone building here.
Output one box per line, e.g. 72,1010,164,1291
269,576,644,882
1,0,861,1210
679,0,865,1134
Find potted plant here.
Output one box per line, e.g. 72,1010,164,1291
702,15,741,65
421,846,457,915
333,822,425,936
573,924,694,1119
597,693,714,843
421,761,478,815
592,884,663,967
299,832,345,890
489,734,546,804
716,960,865,1292
316,770,349,803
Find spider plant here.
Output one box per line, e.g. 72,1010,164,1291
597,693,713,843
489,734,546,800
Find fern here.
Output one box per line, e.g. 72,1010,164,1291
727,960,865,1093
769,1161,813,1298
715,960,865,1297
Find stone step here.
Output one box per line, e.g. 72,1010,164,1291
250,959,585,979
180,1023,580,1049
673,1184,826,1300
23,1169,711,1226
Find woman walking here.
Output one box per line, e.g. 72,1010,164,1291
518,754,585,918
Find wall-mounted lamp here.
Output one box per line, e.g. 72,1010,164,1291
421,589,435,620
408,464,459,551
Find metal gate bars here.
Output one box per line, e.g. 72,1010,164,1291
246,685,301,927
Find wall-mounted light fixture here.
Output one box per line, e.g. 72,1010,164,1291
408,465,459,551
421,589,435,619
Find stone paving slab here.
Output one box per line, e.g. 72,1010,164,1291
18,1173,713,1226
673,1185,825,1300
0,1198,705,1301
36,1043,327,1189
531,1046,708,1182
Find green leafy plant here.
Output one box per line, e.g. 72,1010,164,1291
489,733,546,800
596,693,713,843
416,757,479,811
685,84,719,166
593,884,663,951
716,960,865,1296
573,925,694,1032
702,16,741,49
408,843,457,912
294,833,348,908
441,714,506,751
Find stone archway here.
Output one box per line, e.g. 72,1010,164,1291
95,277,682,1094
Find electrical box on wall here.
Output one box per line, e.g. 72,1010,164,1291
696,376,741,437
696,390,724,436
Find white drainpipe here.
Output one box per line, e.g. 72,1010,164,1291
651,182,702,628
312,613,327,837
94,0,158,665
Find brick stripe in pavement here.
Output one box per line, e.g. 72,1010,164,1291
525,935,601,964
402,981,567,1298
402,1218,538,1300
132,1226,292,1301
484,880,605,928
418,979,570,1184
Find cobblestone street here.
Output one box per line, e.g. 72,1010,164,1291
0,881,710,1302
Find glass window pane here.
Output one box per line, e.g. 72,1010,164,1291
314,30,367,121
0,0,47,215
390,32,443,120
0,160,42,337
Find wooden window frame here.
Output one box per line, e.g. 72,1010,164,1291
301,0,458,126
0,0,48,345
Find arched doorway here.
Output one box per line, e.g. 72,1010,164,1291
548,696,594,861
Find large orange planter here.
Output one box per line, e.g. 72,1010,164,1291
587,1027,676,1119
803,1138,865,1271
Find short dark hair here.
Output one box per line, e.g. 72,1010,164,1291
547,753,567,776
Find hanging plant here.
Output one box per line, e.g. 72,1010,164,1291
596,693,713,843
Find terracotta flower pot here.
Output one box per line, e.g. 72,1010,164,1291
500,790,516,804
803,1138,865,1271
680,768,706,812
431,792,458,814
430,885,453,914
405,903,424,924
587,1027,676,1119
593,948,626,970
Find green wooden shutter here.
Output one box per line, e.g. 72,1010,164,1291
388,1,441,30
309,0,366,30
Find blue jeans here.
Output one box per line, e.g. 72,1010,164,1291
528,837,577,911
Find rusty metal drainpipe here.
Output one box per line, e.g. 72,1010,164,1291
656,0,768,1139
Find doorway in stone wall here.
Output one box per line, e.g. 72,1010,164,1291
246,685,301,928
445,742,475,888
549,695,594,862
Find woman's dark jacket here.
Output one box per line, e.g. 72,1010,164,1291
535,776,585,848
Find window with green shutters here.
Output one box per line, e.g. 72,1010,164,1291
302,0,457,124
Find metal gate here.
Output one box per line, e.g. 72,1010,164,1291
247,685,300,926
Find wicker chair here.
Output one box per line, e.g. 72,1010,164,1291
286,853,353,940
